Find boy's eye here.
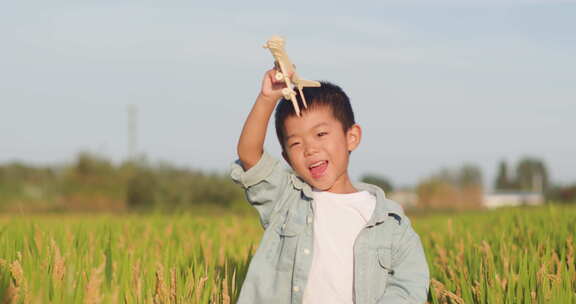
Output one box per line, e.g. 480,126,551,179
289,142,300,148
318,132,328,137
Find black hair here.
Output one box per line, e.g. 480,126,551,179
274,81,356,150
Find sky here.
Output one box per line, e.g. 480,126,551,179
1,0,575,188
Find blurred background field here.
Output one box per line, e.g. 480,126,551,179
1,151,575,214
1,205,574,303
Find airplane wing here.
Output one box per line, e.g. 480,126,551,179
292,76,321,109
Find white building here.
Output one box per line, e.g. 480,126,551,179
483,191,544,209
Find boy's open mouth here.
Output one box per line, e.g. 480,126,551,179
309,160,328,179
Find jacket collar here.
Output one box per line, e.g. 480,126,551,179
289,174,314,198
289,175,400,227
354,182,397,227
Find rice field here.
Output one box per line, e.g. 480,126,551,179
1,205,575,303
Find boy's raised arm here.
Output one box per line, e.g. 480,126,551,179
237,69,287,170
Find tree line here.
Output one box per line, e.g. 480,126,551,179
1,153,574,213
0,152,245,212
362,157,576,210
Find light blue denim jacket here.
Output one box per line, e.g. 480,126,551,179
230,152,429,304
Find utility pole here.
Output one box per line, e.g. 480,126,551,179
127,104,137,161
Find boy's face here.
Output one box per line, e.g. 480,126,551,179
282,106,361,194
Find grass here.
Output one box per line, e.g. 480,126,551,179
0,205,574,303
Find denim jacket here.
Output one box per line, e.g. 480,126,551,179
230,152,430,304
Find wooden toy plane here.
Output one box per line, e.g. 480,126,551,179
263,35,321,116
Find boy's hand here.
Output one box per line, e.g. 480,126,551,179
237,68,291,170
259,68,291,102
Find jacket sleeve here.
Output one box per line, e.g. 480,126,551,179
378,217,430,304
230,151,291,229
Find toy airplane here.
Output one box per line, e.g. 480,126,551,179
263,35,321,116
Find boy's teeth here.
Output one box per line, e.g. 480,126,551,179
310,161,325,168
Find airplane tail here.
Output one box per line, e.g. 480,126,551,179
296,78,321,88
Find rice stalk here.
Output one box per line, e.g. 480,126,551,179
84,262,104,304
153,263,169,304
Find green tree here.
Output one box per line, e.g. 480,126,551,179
458,164,483,188
74,151,114,176
494,160,514,190
547,183,576,203
126,168,157,209
431,164,483,188
416,163,483,210
516,157,548,192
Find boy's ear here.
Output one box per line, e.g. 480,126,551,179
346,124,362,152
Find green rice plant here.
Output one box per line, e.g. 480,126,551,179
0,214,260,303
417,205,576,303
0,205,574,303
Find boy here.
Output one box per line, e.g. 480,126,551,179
230,69,430,304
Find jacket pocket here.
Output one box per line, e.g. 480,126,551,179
377,247,393,274
270,212,303,272
372,247,393,302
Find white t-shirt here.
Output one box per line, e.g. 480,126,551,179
302,190,376,304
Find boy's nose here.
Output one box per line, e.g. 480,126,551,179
304,143,319,157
